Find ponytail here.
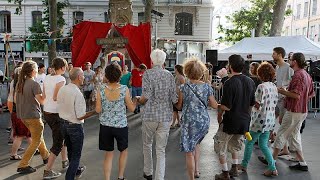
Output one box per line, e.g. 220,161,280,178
16,61,38,94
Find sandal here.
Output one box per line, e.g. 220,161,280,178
194,171,200,178
263,170,278,177
10,155,22,160
175,123,181,128
170,125,175,129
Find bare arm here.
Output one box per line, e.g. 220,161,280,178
218,104,230,111
53,81,65,101
125,88,136,112
278,87,300,99
35,94,45,105
175,90,183,110
95,89,102,113
77,110,96,120
208,95,218,109
137,96,148,105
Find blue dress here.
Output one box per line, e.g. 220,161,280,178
180,82,213,152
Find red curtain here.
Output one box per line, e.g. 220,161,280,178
71,21,112,67
115,23,152,68
72,21,151,69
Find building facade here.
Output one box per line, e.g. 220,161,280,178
283,0,320,43
0,0,215,67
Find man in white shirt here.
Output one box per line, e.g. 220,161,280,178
57,68,95,180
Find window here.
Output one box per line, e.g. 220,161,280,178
0,11,11,33
310,25,315,40
138,12,145,24
287,5,292,10
73,11,84,25
175,12,193,35
297,4,301,19
303,27,307,36
285,26,289,36
312,0,317,16
296,28,300,35
304,2,309,18
32,11,42,26
104,12,110,22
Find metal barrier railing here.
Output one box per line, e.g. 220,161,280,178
309,81,320,118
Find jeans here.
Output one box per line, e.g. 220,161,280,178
142,121,170,180
132,87,142,111
61,121,84,180
241,131,276,171
19,119,49,168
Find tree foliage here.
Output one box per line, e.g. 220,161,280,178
218,0,291,43
27,0,68,52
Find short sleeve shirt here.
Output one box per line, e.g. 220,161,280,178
83,70,95,91
284,69,314,113
221,74,255,134
276,63,294,98
35,73,46,92
43,75,66,113
131,69,144,87
250,82,278,133
16,79,42,119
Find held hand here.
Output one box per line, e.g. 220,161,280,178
277,87,286,94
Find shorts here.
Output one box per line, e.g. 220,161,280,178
11,112,31,137
99,124,128,152
84,91,92,100
214,125,244,156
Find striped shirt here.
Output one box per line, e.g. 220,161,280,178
284,69,314,113
141,66,178,122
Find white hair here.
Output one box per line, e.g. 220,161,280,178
150,49,166,66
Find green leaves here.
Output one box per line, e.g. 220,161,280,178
218,0,291,43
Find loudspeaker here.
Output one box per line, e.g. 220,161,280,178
206,50,218,66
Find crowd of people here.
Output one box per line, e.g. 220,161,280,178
2,47,315,180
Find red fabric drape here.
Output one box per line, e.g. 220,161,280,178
72,21,151,69
115,23,152,68
71,21,112,67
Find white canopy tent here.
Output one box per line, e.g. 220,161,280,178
218,36,320,61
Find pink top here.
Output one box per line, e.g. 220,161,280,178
284,69,314,113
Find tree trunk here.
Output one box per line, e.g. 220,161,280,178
255,3,272,37
48,0,57,65
145,0,154,22
270,0,288,36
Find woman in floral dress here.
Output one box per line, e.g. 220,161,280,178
176,57,218,180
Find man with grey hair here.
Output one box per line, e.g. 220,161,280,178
57,68,96,180
137,49,178,180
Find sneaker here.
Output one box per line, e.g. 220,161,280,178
229,164,239,177
62,160,69,169
17,166,36,174
6,127,11,133
215,171,230,180
289,163,309,171
143,173,152,180
34,149,40,155
43,170,62,179
8,140,13,145
75,166,86,179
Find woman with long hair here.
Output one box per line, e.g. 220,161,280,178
171,64,185,128
16,60,50,174
7,67,32,160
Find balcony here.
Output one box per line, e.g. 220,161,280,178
168,0,202,5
